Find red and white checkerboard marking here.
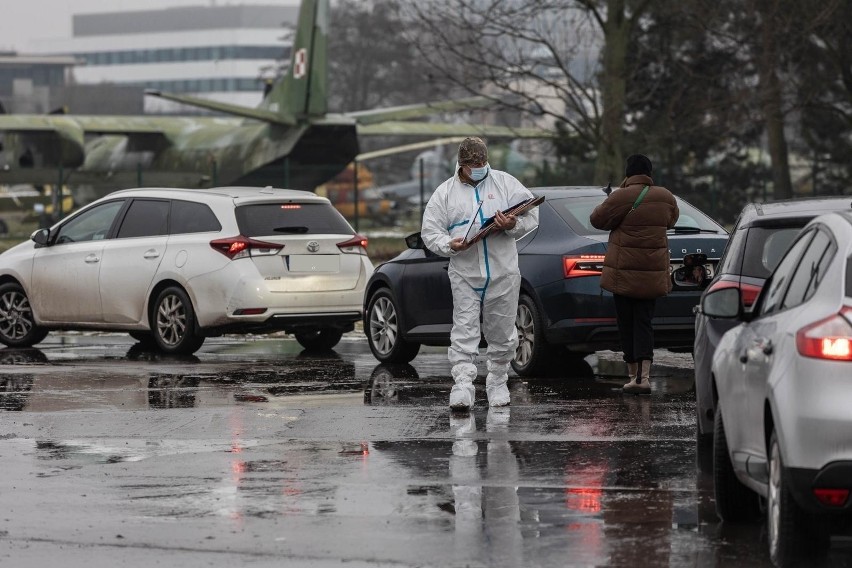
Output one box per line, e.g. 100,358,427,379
293,48,308,79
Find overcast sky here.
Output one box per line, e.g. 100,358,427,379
1,1,297,53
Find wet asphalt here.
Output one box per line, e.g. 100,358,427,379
1,333,851,567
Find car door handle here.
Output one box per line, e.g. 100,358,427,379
84,254,100,264
143,249,160,259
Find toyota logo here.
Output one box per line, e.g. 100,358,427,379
306,241,320,253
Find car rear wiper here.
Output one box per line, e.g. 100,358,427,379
273,226,310,233
667,226,723,234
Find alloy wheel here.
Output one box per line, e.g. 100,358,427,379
369,296,398,356
0,289,35,341
515,302,534,367
156,293,187,347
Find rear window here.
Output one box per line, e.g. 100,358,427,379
716,226,748,275
550,195,722,236
741,226,803,279
235,202,353,237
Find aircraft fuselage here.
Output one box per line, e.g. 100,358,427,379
0,115,359,195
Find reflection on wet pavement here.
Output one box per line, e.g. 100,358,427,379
0,343,360,412
2,336,852,566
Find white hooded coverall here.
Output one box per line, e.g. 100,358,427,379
421,167,539,402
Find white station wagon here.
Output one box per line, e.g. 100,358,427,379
0,187,373,354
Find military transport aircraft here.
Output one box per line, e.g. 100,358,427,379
0,0,548,199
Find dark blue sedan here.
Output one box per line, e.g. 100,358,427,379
364,186,729,376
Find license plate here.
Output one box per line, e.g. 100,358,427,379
288,255,339,272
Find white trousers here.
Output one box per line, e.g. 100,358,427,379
448,271,520,375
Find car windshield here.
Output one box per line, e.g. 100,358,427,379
236,202,353,237
549,195,724,236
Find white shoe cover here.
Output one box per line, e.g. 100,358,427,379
450,363,477,409
450,384,476,409
485,372,510,407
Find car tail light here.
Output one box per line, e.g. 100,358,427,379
814,488,849,507
337,234,368,255
210,236,284,259
563,255,605,278
705,280,763,309
796,307,852,361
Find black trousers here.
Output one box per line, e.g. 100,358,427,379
613,294,656,363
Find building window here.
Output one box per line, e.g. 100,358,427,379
73,45,286,67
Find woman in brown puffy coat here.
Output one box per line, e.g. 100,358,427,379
589,154,679,394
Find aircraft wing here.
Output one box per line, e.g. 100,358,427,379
0,115,173,169
356,121,553,139
0,115,169,135
346,97,497,125
145,90,296,125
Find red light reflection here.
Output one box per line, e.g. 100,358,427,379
565,487,603,513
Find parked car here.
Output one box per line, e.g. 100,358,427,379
693,197,852,442
0,187,373,354
363,186,728,376
703,209,852,566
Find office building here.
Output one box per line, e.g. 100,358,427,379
29,4,299,113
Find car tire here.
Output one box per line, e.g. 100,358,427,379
0,283,49,348
366,288,420,363
295,328,344,351
713,405,761,522
151,286,204,355
512,293,558,377
767,430,829,566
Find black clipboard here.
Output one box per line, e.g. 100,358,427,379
464,195,544,246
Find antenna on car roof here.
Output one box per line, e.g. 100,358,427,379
602,181,612,195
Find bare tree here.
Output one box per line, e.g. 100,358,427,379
329,0,435,112
405,0,652,183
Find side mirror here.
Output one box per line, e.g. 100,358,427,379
701,287,741,319
31,228,50,246
405,232,425,250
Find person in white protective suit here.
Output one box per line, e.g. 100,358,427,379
421,137,539,409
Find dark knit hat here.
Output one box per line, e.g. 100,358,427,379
625,154,652,177
458,137,488,166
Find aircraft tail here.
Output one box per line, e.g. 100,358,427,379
260,0,328,121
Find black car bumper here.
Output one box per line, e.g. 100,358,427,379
788,463,852,515
536,279,699,352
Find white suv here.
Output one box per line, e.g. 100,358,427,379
0,187,373,354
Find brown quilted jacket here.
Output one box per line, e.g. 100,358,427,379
589,175,679,299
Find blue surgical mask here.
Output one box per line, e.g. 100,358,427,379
469,164,489,182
